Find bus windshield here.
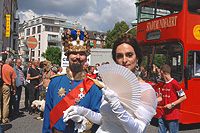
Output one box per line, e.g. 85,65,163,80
138,0,183,23
141,42,183,82
188,0,200,14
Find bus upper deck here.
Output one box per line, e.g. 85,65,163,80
136,0,200,46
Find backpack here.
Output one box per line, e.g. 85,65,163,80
0,65,4,87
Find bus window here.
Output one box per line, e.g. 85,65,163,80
188,0,200,14
187,51,200,77
137,0,183,23
141,42,183,82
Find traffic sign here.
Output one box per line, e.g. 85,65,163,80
27,37,38,49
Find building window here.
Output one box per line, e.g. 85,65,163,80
45,25,51,31
37,25,41,33
31,51,35,57
36,19,39,24
38,35,41,41
32,27,36,34
42,19,54,24
13,39,16,50
100,35,104,40
96,40,101,48
48,42,57,47
14,22,17,32
31,21,34,26
38,42,40,49
26,29,30,36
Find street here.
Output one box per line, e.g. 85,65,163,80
1,88,42,133
1,88,200,133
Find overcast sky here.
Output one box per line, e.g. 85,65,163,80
17,0,137,32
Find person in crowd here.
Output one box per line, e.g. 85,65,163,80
158,64,187,133
101,62,105,65
27,60,41,115
13,59,25,115
39,61,44,91
139,66,147,79
197,9,200,13
51,65,58,74
23,62,32,112
63,33,157,132
0,60,4,66
149,64,160,83
57,66,63,74
94,63,100,75
40,61,55,92
66,66,69,72
43,29,102,133
0,58,17,123
94,63,101,81
83,62,89,73
36,60,55,120
86,66,97,79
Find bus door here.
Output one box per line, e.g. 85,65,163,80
183,51,200,123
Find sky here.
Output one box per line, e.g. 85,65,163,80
17,0,137,33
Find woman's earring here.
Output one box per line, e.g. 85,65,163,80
136,60,139,71
134,60,139,77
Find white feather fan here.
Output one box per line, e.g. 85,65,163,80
97,64,141,114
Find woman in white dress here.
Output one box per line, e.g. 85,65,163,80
63,33,157,133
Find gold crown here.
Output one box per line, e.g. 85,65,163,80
62,29,90,55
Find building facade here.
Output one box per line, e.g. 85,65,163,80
18,16,84,65
0,0,19,61
87,31,106,48
19,16,107,66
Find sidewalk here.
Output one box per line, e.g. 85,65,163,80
1,87,43,133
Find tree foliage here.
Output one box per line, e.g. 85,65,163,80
103,21,136,48
142,54,166,70
41,47,61,65
153,54,166,68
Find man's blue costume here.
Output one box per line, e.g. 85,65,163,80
43,29,102,133
43,71,102,133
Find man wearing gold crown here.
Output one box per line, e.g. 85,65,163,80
43,29,102,133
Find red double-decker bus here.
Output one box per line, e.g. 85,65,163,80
136,0,200,124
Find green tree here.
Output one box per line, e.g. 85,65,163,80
41,47,61,65
103,21,136,48
153,54,166,67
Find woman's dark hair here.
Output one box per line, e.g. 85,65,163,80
112,33,143,66
39,61,44,68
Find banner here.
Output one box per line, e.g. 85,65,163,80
4,15,11,37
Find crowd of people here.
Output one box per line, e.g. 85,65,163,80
0,30,187,133
0,59,62,123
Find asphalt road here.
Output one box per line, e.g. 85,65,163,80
1,88,43,133
1,88,200,133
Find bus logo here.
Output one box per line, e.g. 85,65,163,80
193,25,200,40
